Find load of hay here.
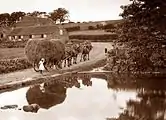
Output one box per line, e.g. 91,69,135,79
24,39,65,71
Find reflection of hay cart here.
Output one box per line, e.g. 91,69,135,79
26,82,66,109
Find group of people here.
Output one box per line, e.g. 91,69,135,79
38,40,93,75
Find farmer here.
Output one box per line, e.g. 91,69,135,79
39,58,45,74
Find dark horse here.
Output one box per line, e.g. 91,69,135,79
72,43,82,64
80,43,93,61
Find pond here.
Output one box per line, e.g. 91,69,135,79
0,72,166,120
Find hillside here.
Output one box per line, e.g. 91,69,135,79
58,19,122,30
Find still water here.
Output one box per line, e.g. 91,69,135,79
0,73,165,120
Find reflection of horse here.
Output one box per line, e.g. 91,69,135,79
79,74,92,86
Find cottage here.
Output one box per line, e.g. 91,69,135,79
0,27,11,40
8,16,69,43
8,25,69,42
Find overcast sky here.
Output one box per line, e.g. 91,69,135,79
0,0,129,22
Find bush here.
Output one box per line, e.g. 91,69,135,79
68,21,75,23
69,34,118,40
104,46,166,73
103,23,115,29
105,29,116,32
96,24,103,29
70,39,113,42
88,26,96,30
0,58,32,74
65,26,80,32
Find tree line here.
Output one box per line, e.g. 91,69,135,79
107,0,166,73
0,8,69,27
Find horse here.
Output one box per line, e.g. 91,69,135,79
80,42,93,61
64,47,73,67
71,43,82,64
80,44,90,61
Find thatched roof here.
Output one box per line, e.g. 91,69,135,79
9,25,61,36
0,27,11,34
15,16,55,27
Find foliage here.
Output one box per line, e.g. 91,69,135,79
49,8,69,23
0,40,27,48
103,23,115,30
69,34,118,40
0,58,32,74
0,8,69,27
88,26,96,30
65,26,80,32
27,11,46,17
0,11,26,27
106,0,166,73
96,24,103,29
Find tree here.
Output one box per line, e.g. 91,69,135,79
10,11,26,25
0,13,10,27
27,11,47,17
49,8,69,23
106,0,166,73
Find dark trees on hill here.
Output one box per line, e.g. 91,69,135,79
0,8,70,27
0,11,26,27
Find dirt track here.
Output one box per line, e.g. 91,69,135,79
0,42,113,85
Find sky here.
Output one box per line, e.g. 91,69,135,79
0,0,130,22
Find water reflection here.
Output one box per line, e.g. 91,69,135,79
26,83,67,109
106,73,166,120
0,72,165,120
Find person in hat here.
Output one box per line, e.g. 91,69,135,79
39,58,45,74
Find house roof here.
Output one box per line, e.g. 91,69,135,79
9,25,61,36
0,27,11,34
15,16,55,28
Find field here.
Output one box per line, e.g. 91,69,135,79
0,42,112,84
0,29,115,60
0,48,25,59
59,19,122,30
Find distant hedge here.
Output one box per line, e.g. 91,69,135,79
0,40,27,48
65,26,80,32
69,34,118,40
70,39,114,42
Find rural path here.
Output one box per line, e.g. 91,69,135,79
0,42,113,85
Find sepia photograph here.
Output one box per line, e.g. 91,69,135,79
0,0,166,120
